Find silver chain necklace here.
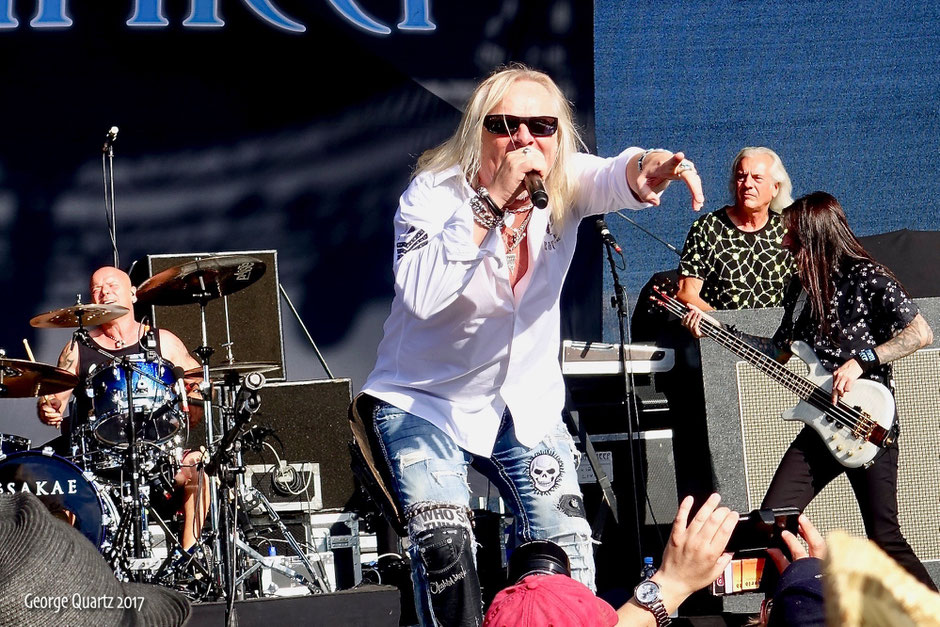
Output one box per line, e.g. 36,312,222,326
503,209,533,273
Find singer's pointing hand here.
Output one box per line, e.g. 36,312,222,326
634,151,705,211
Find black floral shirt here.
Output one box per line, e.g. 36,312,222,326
678,207,793,310
773,260,918,384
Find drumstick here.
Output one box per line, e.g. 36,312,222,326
24,339,52,409
22,338,36,362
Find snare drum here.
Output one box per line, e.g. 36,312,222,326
89,358,184,446
0,433,30,456
0,451,119,551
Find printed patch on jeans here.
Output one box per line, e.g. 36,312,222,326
407,504,473,536
529,450,563,494
557,494,587,519
396,226,428,260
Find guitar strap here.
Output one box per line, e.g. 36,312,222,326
777,276,807,347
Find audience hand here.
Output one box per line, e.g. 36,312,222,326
766,514,826,574
655,493,739,604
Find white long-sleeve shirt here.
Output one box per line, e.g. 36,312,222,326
362,148,649,457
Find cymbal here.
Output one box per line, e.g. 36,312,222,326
135,255,266,306
0,358,79,397
30,304,129,328
184,361,279,379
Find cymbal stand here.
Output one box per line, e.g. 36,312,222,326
208,374,330,598
191,274,225,594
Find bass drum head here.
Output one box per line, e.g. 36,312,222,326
0,451,107,548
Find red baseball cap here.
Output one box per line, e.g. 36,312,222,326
483,574,618,627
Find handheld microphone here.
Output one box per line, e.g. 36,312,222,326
102,126,119,153
595,218,622,253
524,172,549,209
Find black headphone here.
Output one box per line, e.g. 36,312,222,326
507,540,571,584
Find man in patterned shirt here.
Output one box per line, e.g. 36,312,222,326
676,147,795,310
682,192,937,590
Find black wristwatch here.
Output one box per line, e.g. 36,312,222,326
634,579,671,626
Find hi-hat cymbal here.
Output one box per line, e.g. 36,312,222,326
0,358,78,397
30,304,129,328
135,255,266,306
184,361,279,379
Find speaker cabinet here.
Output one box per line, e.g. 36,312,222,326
129,250,286,380
241,379,354,510
702,297,940,584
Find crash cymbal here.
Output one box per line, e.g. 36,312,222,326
0,358,78,397
135,255,266,306
30,304,130,328
184,361,279,379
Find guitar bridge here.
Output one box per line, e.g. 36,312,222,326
856,409,890,447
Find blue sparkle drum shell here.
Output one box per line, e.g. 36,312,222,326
89,359,184,446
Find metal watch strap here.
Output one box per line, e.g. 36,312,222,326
646,600,671,627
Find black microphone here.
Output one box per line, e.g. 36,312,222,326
102,126,119,153
171,365,190,416
143,325,157,362
524,172,549,209
595,218,622,254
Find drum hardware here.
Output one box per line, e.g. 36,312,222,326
136,254,267,606
206,370,331,599
0,432,31,456
71,328,158,566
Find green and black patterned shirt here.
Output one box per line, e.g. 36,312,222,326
678,207,794,310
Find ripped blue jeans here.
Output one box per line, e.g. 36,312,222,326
372,400,594,627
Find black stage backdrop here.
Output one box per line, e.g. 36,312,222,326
0,1,600,442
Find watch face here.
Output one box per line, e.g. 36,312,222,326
635,580,661,604
860,349,876,363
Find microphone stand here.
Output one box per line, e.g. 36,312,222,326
601,239,646,565
101,129,119,267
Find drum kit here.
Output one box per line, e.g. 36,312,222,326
0,255,327,603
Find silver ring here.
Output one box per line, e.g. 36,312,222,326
522,147,531,155
676,159,695,173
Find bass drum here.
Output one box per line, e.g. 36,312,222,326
0,451,119,552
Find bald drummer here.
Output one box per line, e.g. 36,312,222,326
38,266,208,551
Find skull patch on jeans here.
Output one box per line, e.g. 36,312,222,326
529,451,563,494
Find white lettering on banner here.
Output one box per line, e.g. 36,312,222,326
0,480,79,495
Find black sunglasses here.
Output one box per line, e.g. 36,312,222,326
482,115,559,137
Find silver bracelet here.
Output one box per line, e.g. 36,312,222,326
470,194,502,230
637,148,666,174
476,186,504,218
